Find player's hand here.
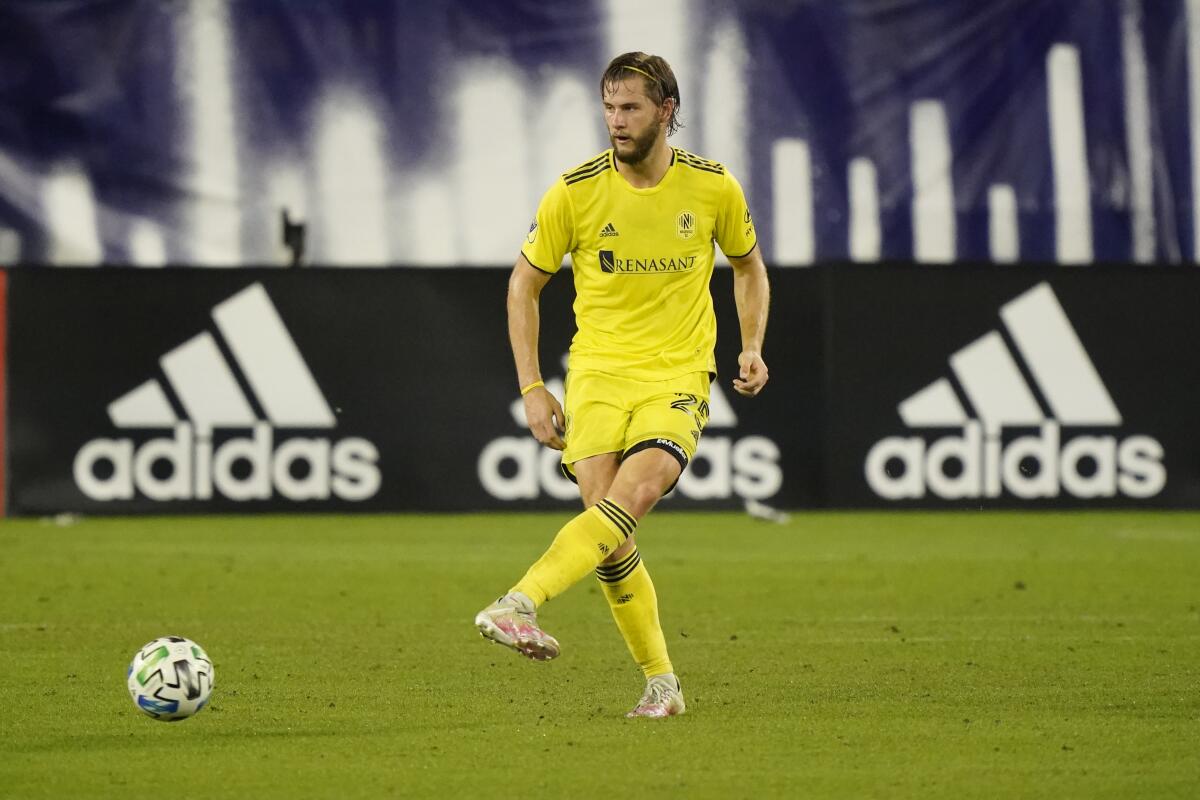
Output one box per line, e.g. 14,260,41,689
733,350,768,397
524,388,566,450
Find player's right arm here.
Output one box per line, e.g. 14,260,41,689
510,178,575,450
508,254,565,450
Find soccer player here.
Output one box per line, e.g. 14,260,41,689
475,51,770,718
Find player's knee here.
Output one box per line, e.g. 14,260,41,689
610,445,684,517
624,476,674,518
602,534,638,564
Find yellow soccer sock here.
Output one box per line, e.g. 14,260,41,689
512,498,636,607
596,546,673,679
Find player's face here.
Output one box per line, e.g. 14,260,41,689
603,79,666,165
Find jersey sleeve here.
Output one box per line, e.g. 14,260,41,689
520,178,575,274
714,170,757,259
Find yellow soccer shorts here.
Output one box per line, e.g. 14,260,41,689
561,369,711,480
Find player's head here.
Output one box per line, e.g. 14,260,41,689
600,52,681,164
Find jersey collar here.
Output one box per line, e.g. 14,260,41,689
610,147,678,195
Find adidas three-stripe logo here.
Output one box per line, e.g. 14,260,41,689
866,282,1165,501
897,283,1118,430
599,222,619,238
594,498,636,541
108,283,334,430
74,283,382,504
596,548,641,584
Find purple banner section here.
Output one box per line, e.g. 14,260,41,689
0,1,1195,267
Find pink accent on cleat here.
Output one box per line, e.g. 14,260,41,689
626,674,686,718
474,596,561,661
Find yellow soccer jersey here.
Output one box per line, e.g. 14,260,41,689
521,148,757,381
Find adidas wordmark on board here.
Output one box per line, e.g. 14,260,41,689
74,283,381,503
865,283,1165,500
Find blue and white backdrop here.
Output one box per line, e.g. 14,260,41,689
0,0,1196,267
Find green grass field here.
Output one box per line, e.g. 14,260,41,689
1,511,1198,799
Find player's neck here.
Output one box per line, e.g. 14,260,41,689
614,140,672,189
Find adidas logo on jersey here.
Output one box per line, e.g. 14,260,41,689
865,283,1165,501
73,283,382,503
599,222,620,238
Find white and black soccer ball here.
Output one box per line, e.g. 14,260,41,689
127,636,214,721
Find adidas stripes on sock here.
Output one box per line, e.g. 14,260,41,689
596,545,673,679
512,498,637,607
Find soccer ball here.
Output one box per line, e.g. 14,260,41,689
127,636,214,721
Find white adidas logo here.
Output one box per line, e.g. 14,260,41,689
865,282,1165,500
73,283,381,503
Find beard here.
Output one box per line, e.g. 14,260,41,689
610,120,661,165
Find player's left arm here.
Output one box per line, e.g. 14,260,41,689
715,170,769,397
727,245,770,397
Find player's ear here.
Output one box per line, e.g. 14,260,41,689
660,97,675,123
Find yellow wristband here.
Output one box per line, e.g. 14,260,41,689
520,380,544,396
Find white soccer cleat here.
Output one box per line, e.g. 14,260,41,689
474,594,561,662
626,673,686,718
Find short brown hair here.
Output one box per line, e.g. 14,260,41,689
600,52,682,136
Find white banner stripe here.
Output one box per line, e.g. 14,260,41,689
161,332,257,431
910,100,956,263
1047,44,1094,263
1188,0,1200,260
45,162,102,266
178,0,242,265
949,332,1043,433
771,138,815,265
1121,0,1155,263
1000,283,1122,425
988,184,1020,263
849,157,881,262
212,283,335,428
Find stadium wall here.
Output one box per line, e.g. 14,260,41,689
2,265,1197,515
0,269,6,518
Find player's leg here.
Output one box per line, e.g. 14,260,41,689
574,451,636,559
574,451,621,508
576,453,683,716
476,489,632,659
604,373,710,717
475,374,630,660
501,458,638,610
590,448,686,716
576,447,684,713
603,447,681,517
575,451,676,690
